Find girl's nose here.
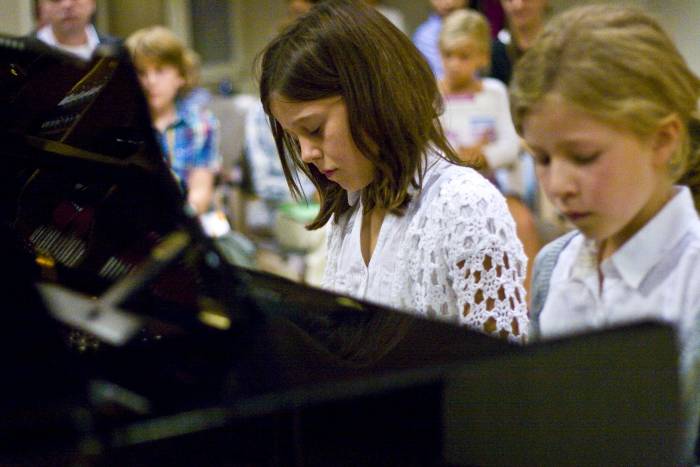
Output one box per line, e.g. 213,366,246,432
299,137,322,163
545,159,577,200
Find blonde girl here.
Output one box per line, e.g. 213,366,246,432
510,5,700,461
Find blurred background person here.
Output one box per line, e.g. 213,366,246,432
468,0,506,38
438,8,540,293
490,0,549,84
413,0,467,79
35,0,118,59
127,26,257,267
126,25,220,218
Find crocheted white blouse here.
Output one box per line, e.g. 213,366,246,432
322,157,529,343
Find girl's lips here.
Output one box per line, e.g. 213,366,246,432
322,169,336,178
564,211,590,221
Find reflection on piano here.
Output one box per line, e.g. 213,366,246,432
0,35,684,466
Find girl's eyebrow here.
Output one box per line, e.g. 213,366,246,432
291,113,321,126
557,138,601,153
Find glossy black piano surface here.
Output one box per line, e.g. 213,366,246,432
0,36,683,466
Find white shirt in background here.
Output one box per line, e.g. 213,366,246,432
36,24,100,60
440,77,520,170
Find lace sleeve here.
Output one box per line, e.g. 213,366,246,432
438,173,529,342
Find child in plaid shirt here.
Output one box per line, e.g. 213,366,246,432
126,25,221,216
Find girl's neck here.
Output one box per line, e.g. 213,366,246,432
596,183,675,263
152,103,178,133
440,77,483,95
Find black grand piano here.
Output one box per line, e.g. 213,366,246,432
0,36,684,466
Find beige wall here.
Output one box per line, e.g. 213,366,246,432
236,0,285,93
1,0,35,35
106,0,164,38
649,0,700,79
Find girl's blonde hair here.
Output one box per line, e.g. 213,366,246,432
125,25,200,97
439,8,492,58
510,4,700,208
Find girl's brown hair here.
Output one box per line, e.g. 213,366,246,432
258,0,460,229
510,4,700,209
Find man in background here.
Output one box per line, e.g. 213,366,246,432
35,0,118,60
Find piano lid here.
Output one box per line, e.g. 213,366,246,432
0,34,258,340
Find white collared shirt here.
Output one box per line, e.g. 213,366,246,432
539,186,700,460
36,24,100,60
322,156,529,342
540,186,700,339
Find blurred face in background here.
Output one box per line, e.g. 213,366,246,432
500,0,547,30
441,37,488,89
40,0,96,38
135,60,185,115
431,0,467,18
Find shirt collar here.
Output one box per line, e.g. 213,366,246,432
37,24,100,60
608,185,697,289
165,101,197,130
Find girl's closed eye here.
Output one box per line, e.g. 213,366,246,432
531,151,550,166
302,121,323,137
571,151,600,164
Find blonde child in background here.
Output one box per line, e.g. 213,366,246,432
511,5,700,462
438,8,540,294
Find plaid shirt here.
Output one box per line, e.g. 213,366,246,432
156,102,221,187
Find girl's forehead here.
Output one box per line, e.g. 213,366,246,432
135,56,177,71
441,36,484,53
270,93,341,109
270,94,343,125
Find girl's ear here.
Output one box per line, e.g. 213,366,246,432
652,114,682,168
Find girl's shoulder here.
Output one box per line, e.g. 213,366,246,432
441,162,502,197
529,230,581,339
480,77,509,98
421,160,507,214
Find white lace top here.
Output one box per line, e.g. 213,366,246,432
323,157,529,343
